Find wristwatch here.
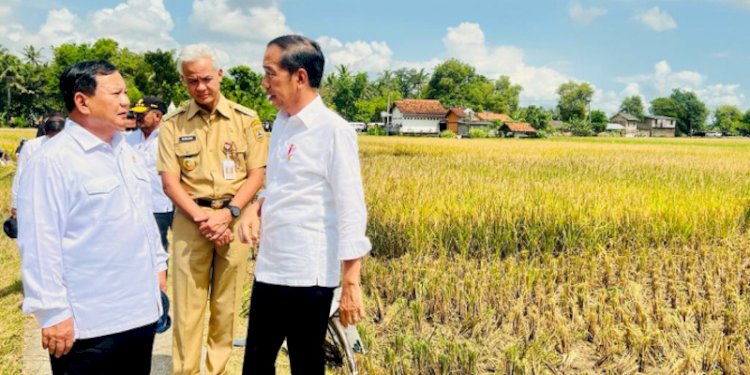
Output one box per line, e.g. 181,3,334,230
227,204,241,218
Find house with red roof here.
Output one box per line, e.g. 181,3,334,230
388,99,447,135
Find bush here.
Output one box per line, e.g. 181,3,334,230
568,118,594,136
367,126,386,136
440,130,456,138
467,128,489,139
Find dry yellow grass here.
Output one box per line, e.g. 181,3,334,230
3,133,750,374
355,136,750,374
0,128,35,375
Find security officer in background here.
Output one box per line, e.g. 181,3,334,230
127,96,174,255
157,44,268,375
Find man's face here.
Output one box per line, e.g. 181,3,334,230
262,44,299,113
181,57,222,109
136,110,162,131
84,72,131,131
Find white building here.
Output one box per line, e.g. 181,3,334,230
388,99,447,135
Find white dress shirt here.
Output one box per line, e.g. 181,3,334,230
18,119,168,339
126,128,174,213
255,96,371,288
11,135,47,209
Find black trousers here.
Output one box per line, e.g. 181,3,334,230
49,322,156,375
242,281,335,375
153,211,174,252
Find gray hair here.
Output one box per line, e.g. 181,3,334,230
176,44,219,76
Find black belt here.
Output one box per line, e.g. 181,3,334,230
195,198,231,209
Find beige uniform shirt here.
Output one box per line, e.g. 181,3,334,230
157,95,268,199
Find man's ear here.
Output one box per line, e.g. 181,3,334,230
154,111,163,121
217,68,223,80
73,92,91,115
296,69,309,87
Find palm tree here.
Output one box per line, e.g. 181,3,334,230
22,45,43,66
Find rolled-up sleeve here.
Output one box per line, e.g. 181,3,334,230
17,157,72,328
328,126,371,261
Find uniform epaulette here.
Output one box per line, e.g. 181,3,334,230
162,105,187,122
231,103,258,118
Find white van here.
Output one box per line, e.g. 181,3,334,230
349,122,366,132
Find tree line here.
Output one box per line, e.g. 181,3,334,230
1,38,749,136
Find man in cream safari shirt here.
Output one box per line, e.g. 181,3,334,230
157,44,268,375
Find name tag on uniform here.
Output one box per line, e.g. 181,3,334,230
179,135,197,142
223,159,236,180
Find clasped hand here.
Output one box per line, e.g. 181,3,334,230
195,209,233,246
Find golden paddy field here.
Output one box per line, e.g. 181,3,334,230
2,132,750,374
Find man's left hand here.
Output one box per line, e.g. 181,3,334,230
198,209,232,240
338,283,365,328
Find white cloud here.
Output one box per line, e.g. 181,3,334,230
592,83,644,116
440,22,570,104
636,7,677,31
697,84,745,107
722,0,750,9
89,0,177,51
618,61,703,96
190,0,291,41
712,51,730,59
0,0,177,56
568,1,607,25
317,36,393,73
615,61,743,109
653,60,703,94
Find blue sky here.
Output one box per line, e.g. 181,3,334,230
1,0,748,114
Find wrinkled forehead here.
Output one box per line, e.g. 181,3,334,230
181,57,218,77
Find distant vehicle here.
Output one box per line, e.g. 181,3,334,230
349,122,366,132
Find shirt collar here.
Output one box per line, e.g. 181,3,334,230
139,127,159,142
284,95,324,129
187,95,232,120
66,118,124,152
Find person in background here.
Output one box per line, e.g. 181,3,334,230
127,96,174,256
11,114,66,219
17,60,167,374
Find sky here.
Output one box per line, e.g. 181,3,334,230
1,0,749,115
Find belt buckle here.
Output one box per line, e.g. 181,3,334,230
210,200,224,209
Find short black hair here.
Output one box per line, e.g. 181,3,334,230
267,35,325,88
43,116,66,135
59,61,118,112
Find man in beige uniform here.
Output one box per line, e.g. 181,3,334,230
157,44,268,375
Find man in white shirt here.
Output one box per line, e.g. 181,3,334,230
239,35,371,375
17,60,168,374
10,114,66,219
127,96,174,254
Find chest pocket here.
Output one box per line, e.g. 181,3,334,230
174,139,202,174
82,176,127,222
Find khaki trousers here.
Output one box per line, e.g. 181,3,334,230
171,208,249,375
